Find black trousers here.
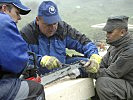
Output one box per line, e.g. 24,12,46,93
91,77,133,100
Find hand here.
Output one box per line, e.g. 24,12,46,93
83,59,99,73
83,54,102,73
90,54,102,64
40,56,61,70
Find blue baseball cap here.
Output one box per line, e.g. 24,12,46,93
38,1,61,24
0,0,31,15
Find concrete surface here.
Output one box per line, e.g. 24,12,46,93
45,78,95,100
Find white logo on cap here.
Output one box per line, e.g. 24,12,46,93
49,6,56,14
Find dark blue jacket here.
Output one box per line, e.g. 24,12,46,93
0,12,28,99
20,21,98,73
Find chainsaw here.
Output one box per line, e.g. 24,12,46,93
41,61,86,85
19,52,41,83
20,52,86,85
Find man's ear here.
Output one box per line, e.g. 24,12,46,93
1,4,8,12
120,28,127,36
36,16,39,25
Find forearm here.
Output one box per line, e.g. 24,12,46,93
87,68,111,79
28,53,42,68
83,42,98,58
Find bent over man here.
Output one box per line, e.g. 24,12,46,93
0,0,45,99
20,1,101,75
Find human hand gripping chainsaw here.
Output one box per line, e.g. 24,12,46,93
67,54,102,79
83,54,102,73
40,55,61,69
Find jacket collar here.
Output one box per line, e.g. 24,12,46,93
108,33,132,47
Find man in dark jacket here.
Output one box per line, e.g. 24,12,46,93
20,1,101,75
85,16,133,100
0,0,45,99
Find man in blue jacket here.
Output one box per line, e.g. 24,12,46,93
21,1,101,75
0,0,45,100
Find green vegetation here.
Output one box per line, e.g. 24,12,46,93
19,0,133,41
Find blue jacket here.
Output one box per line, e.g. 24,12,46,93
20,21,98,73
0,12,28,99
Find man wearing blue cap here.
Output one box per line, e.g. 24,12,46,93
0,0,45,100
21,1,102,76
84,16,133,100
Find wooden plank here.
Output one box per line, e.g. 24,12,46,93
44,78,95,100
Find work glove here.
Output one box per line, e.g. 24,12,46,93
90,54,102,64
84,54,102,73
40,56,61,70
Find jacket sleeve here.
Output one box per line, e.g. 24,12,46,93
28,44,42,67
20,21,42,66
90,48,133,79
62,21,98,58
0,15,28,74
